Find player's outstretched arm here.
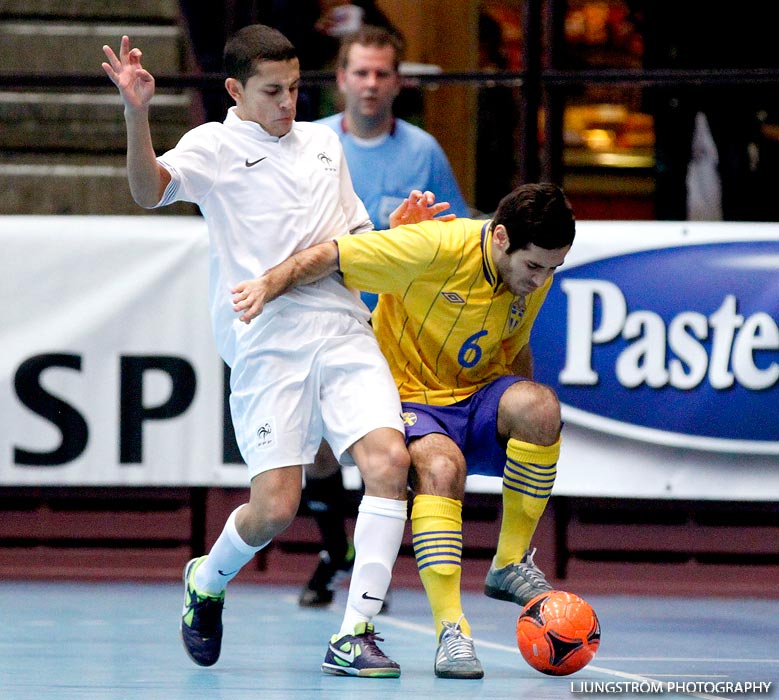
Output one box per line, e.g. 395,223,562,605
389,189,455,228
232,241,340,324
102,35,170,208
232,186,456,324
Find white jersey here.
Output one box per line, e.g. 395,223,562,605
156,108,373,366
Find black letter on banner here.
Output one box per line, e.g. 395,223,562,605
120,356,196,463
13,353,89,466
222,362,243,464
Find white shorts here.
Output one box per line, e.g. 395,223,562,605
228,307,403,479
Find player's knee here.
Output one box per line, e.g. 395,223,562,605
360,439,410,497
386,440,411,487
243,494,298,543
533,384,562,442
502,381,562,445
410,453,466,497
260,503,297,539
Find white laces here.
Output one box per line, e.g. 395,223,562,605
440,617,476,660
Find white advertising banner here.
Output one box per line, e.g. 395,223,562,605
2,217,777,498
1,216,246,487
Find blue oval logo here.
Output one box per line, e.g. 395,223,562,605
532,241,779,453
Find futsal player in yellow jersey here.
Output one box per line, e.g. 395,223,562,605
232,183,576,680
339,217,549,406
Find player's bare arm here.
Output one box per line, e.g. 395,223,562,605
102,35,171,207
232,189,453,324
232,241,340,324
511,344,534,379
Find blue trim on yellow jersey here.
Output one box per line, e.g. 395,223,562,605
480,221,499,289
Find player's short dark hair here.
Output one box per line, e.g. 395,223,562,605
224,24,298,85
493,183,576,252
337,25,405,72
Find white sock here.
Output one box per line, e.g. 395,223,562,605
194,505,268,595
339,495,407,636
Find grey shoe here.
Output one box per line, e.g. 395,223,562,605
484,548,552,607
434,619,484,679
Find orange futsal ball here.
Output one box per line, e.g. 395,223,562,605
516,590,601,676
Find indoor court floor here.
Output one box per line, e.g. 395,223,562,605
2,580,777,700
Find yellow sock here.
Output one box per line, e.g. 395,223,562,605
493,437,560,569
411,494,471,638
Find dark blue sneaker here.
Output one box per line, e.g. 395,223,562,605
180,556,225,666
322,622,400,677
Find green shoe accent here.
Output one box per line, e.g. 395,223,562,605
322,622,400,678
180,556,225,667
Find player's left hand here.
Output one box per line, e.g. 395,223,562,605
389,189,456,228
101,35,156,112
231,277,271,324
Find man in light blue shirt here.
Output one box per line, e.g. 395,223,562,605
300,24,469,610
318,25,469,271
319,109,469,232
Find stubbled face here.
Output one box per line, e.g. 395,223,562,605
337,44,400,122
228,58,299,137
493,226,570,297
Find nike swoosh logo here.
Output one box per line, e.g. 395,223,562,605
218,568,239,577
245,156,267,167
328,643,357,663
361,591,384,602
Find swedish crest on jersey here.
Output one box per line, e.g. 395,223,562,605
507,298,526,333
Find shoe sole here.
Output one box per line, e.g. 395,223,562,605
180,626,219,667
484,583,519,604
484,582,551,607
435,667,485,679
322,663,400,678
299,598,334,608
298,588,335,608
435,636,484,679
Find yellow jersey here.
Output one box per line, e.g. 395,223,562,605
336,218,552,405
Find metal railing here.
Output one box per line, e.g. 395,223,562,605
5,64,779,183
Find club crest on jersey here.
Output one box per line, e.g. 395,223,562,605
441,291,466,304
317,152,336,172
256,418,276,448
507,299,525,333
401,411,418,426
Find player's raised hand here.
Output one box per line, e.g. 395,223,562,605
101,35,155,111
389,189,456,228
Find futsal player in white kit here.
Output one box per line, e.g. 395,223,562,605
102,24,413,677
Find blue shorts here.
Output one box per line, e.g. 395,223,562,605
401,375,523,477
